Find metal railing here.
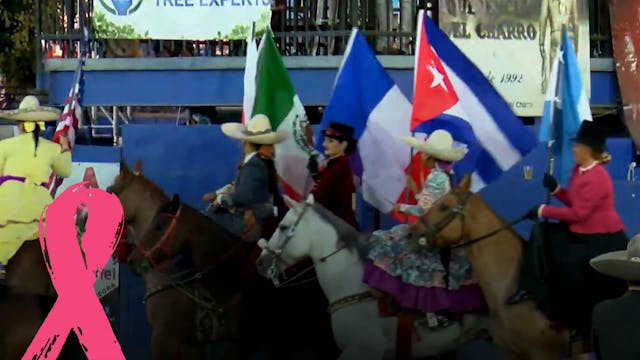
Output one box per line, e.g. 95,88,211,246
37,0,613,59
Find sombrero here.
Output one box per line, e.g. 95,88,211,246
221,114,289,145
402,129,468,162
0,95,60,122
590,235,640,281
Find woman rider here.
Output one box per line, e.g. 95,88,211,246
508,120,628,339
0,96,71,274
307,121,359,229
363,130,485,327
201,114,288,242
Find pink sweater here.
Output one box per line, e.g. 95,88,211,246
541,164,625,234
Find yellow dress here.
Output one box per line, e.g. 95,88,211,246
0,133,72,264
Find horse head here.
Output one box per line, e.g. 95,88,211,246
128,194,185,275
107,158,145,223
410,173,475,249
255,194,320,281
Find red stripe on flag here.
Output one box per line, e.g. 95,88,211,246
280,179,302,202
411,12,458,130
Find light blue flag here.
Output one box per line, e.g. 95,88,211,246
539,27,592,186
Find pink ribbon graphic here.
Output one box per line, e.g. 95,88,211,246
23,182,125,359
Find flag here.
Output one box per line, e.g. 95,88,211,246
250,32,314,200
539,27,591,186
48,56,85,196
418,15,537,191
242,34,259,125
411,10,458,130
317,28,413,214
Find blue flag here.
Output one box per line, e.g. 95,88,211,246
539,27,592,186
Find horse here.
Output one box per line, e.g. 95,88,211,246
255,194,491,359
409,173,572,359
127,193,249,359
108,159,224,359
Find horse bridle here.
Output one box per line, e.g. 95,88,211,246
136,204,183,269
259,201,347,287
413,190,528,249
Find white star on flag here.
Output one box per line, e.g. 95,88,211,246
428,63,447,91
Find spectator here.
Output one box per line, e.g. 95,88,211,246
590,234,640,360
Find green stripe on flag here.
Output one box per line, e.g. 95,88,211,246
251,32,295,129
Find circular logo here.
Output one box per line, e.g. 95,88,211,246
99,0,143,16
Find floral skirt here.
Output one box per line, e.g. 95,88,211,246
363,224,485,314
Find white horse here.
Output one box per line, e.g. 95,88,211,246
256,194,491,359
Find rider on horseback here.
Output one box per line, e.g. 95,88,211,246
0,96,72,274
363,129,485,326
507,120,628,338
202,114,289,242
307,121,359,230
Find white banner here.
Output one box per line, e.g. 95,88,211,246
93,0,271,39
55,162,121,299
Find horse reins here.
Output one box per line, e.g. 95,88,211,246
415,191,528,249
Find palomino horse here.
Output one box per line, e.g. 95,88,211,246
108,159,222,359
410,174,571,359
255,194,491,360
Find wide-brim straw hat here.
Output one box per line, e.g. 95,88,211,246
0,95,60,122
402,129,468,162
221,114,289,145
590,235,640,281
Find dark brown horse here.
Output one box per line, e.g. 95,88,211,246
108,160,223,359
409,174,581,359
127,194,247,359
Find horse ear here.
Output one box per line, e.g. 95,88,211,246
305,194,315,205
133,159,143,175
120,158,129,175
169,194,181,213
458,173,472,191
283,195,298,210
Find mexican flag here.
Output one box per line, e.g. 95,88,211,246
244,32,314,200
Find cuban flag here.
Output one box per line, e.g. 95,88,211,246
317,29,413,214
539,27,591,186
417,13,537,190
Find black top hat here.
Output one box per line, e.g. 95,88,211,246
572,121,607,152
321,122,357,153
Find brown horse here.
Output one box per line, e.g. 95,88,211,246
108,159,222,359
410,174,571,360
127,194,247,359
0,206,91,359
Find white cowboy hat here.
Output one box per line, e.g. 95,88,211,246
221,114,289,145
0,95,60,122
402,129,468,162
590,235,640,281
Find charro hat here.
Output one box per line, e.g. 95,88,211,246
590,235,640,281
221,114,289,145
1,95,60,122
402,129,468,162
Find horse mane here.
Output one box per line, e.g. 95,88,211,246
310,204,369,261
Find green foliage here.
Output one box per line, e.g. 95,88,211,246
219,10,271,39
0,0,37,89
93,10,149,39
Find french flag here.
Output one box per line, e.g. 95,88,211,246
417,12,537,190
318,28,413,214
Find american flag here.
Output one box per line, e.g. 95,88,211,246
47,56,85,197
